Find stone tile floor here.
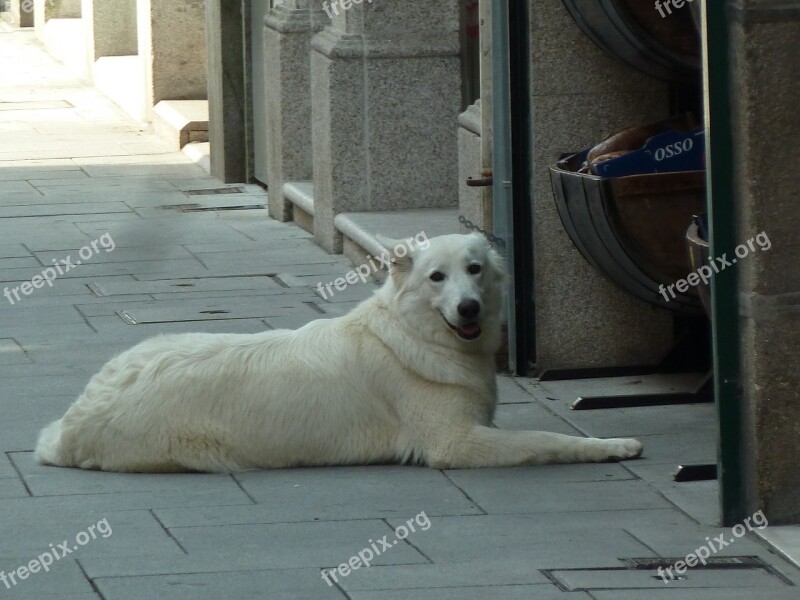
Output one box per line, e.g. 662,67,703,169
0,24,798,600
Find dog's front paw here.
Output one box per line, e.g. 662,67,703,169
603,437,643,462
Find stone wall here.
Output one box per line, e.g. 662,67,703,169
729,0,800,524
528,1,673,369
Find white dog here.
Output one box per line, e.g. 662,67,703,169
35,233,642,473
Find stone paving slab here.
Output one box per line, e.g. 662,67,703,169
183,239,318,255
100,296,322,324
0,243,33,257
148,288,315,302
93,570,345,600
15,293,155,309
0,322,93,342
1,275,134,296
625,461,720,526
520,373,712,436
31,245,195,264
0,222,94,246
0,180,38,193
13,452,242,499
0,256,42,269
336,558,552,592
0,305,88,327
446,462,635,489
0,363,79,379
170,520,428,569
623,519,780,561
493,402,588,434
592,589,800,600
0,168,89,181
0,476,28,498
0,557,95,597
225,466,483,521
441,476,674,515
84,316,272,337
382,514,653,567
0,258,210,282
88,275,284,296
73,220,256,248
350,585,589,599
630,432,717,465
0,486,254,514
0,505,179,558
0,453,18,478
550,566,790,590
1,27,799,600
0,338,30,364
130,261,346,280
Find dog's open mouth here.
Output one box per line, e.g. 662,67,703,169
439,311,481,341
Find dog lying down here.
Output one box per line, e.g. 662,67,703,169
35,232,643,473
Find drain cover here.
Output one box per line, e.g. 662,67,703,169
158,202,264,213
184,187,245,196
0,100,72,111
543,556,794,591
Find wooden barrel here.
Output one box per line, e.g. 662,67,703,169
550,155,706,315
561,0,701,84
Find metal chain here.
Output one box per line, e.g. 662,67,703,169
458,215,506,249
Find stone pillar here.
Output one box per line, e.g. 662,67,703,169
10,0,34,27
310,0,461,252
206,0,253,183
34,0,80,39
529,0,673,369
263,0,326,221
82,0,137,67
729,0,800,524
137,0,207,114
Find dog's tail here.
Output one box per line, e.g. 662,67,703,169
35,419,67,466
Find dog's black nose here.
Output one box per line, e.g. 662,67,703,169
457,299,481,320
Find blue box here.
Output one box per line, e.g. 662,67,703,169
590,127,705,177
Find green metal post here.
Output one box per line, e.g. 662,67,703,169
701,0,747,526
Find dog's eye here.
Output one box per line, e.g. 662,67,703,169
467,264,481,275
429,271,445,282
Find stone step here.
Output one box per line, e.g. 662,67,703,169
282,180,460,280
182,142,210,174
94,55,146,122
41,18,87,79
151,100,209,150
335,209,460,280
283,181,315,235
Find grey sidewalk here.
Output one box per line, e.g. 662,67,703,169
1,26,798,600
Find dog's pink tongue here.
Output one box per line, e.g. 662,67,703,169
460,323,480,336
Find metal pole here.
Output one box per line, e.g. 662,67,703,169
701,0,746,526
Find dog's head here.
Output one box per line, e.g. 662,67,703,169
375,232,507,354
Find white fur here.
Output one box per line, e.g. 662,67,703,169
35,233,643,473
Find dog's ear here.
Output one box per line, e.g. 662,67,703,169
375,234,414,280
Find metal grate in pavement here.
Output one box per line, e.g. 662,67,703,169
184,187,245,196
543,556,795,591
0,100,72,111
